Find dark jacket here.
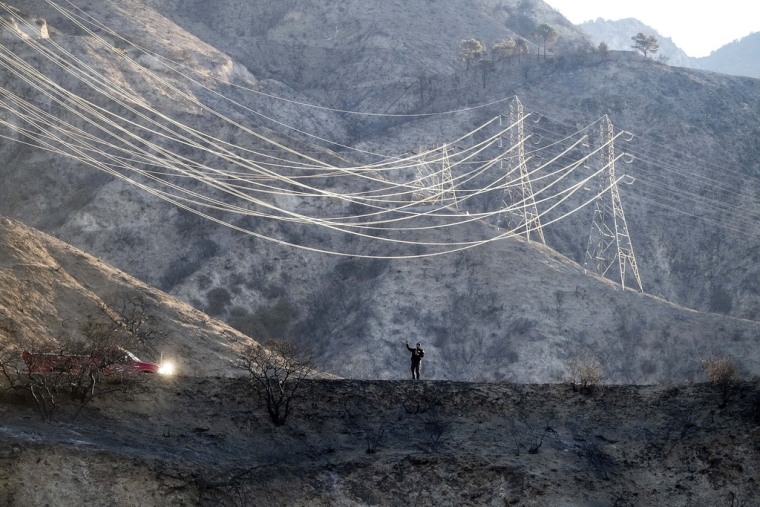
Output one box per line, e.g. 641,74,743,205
407,344,424,363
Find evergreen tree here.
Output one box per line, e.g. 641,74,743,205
535,24,558,58
460,38,485,69
631,32,659,58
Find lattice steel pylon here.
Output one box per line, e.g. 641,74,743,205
583,115,643,292
412,144,458,209
498,97,545,243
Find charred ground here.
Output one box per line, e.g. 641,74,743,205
1,376,759,506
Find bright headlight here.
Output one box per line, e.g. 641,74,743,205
158,360,176,376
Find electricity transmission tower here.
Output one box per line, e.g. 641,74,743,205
583,116,643,292
412,144,459,209
498,97,545,243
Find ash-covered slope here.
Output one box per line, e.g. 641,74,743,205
150,0,590,110
1,378,759,506
0,0,759,383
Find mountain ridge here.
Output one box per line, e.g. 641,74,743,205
579,17,760,78
579,17,696,67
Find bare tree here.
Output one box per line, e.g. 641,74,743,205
0,339,62,421
421,407,454,452
566,352,604,395
27,325,151,420
0,316,26,393
341,397,393,454
65,331,153,419
112,294,166,347
237,340,314,426
507,413,556,456
702,356,741,408
0,310,157,421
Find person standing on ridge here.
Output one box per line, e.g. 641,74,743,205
405,341,424,379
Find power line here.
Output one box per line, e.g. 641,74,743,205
2,0,756,278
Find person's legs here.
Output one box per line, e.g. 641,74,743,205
412,363,420,379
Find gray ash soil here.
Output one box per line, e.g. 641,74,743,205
1,378,759,506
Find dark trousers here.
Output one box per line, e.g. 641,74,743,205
411,361,421,379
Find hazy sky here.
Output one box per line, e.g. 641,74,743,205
545,0,760,57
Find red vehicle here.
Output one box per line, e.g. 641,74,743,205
21,346,163,375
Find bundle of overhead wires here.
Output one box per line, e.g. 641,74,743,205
6,0,754,262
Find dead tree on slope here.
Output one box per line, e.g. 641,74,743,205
237,340,314,426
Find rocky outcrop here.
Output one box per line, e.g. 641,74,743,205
0,5,49,40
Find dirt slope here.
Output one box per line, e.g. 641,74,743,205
0,216,256,375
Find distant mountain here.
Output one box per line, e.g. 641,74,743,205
697,32,760,78
579,18,697,68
